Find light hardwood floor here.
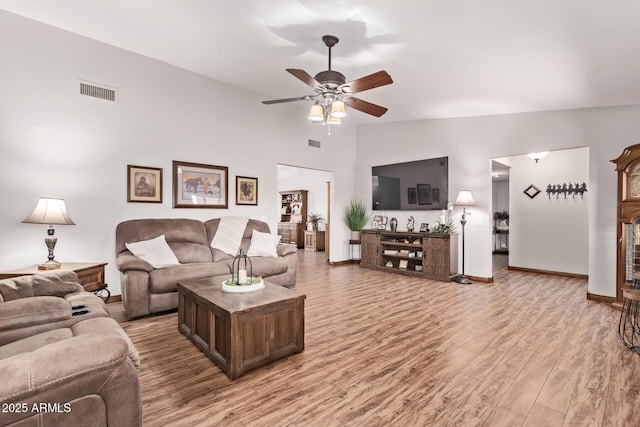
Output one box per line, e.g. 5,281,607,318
111,252,640,426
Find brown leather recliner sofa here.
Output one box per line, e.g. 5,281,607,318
0,271,141,427
115,218,298,319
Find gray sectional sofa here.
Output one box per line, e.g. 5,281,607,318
115,218,297,319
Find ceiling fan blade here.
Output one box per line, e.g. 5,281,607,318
340,70,393,94
286,69,326,91
344,97,388,117
262,95,314,105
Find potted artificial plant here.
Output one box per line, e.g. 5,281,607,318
343,198,371,241
307,212,324,231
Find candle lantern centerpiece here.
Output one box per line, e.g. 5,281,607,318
221,249,265,293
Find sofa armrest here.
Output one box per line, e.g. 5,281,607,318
277,244,297,257
0,297,70,332
0,334,141,426
116,254,154,272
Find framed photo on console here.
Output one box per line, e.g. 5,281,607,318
127,165,162,203
236,176,258,206
172,161,228,208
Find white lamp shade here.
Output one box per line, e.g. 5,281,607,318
327,115,341,124
454,190,476,207
309,104,325,122
330,100,346,118
22,197,75,225
527,151,548,161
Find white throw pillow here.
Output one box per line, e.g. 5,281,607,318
246,230,281,258
125,235,180,268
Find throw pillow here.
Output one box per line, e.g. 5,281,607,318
246,230,281,258
125,235,180,268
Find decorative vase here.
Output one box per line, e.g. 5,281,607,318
351,230,361,241
390,217,398,231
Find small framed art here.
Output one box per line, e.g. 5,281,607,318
236,176,258,205
419,223,429,232
172,161,228,208
127,165,162,203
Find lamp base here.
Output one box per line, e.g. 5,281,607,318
38,260,61,270
453,275,472,285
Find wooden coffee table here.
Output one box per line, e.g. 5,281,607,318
177,277,305,380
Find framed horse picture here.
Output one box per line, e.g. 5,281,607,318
172,161,228,208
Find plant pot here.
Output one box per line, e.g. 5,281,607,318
351,230,361,241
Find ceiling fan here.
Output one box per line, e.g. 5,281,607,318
262,35,393,122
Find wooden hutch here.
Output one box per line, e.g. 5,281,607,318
277,190,307,248
612,144,640,306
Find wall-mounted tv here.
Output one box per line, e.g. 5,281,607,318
372,156,448,211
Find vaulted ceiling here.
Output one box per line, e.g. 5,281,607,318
2,0,640,124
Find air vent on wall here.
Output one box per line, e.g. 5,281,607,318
308,139,321,148
78,80,117,103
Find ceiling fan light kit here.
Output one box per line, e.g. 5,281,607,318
263,35,393,130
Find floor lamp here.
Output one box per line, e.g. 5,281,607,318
453,190,475,284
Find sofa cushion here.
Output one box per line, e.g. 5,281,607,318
244,256,288,277
0,328,72,360
0,275,35,302
148,263,230,293
33,271,84,297
0,297,70,333
247,230,281,258
126,235,181,268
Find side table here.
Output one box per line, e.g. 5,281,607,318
349,239,361,262
0,262,110,302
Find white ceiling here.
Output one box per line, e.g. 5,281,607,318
2,0,640,125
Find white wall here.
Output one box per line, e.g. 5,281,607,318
356,106,640,297
0,12,358,295
508,148,589,275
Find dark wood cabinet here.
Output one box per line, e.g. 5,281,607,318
278,190,307,248
360,229,458,281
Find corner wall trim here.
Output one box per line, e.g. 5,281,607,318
586,292,616,304
508,265,588,280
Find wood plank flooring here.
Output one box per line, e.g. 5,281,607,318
110,252,640,426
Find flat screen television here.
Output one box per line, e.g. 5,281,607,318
372,156,448,211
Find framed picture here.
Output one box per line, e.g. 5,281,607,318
407,187,417,204
417,184,432,205
172,161,228,208
419,223,429,232
127,165,162,203
432,188,440,204
372,220,379,229
236,176,258,205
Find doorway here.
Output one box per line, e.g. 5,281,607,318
277,164,333,260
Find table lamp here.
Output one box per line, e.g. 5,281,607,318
22,197,75,269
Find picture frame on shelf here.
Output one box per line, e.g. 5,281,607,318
419,223,429,232
127,165,162,203
235,176,258,205
172,161,228,208
417,184,432,205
